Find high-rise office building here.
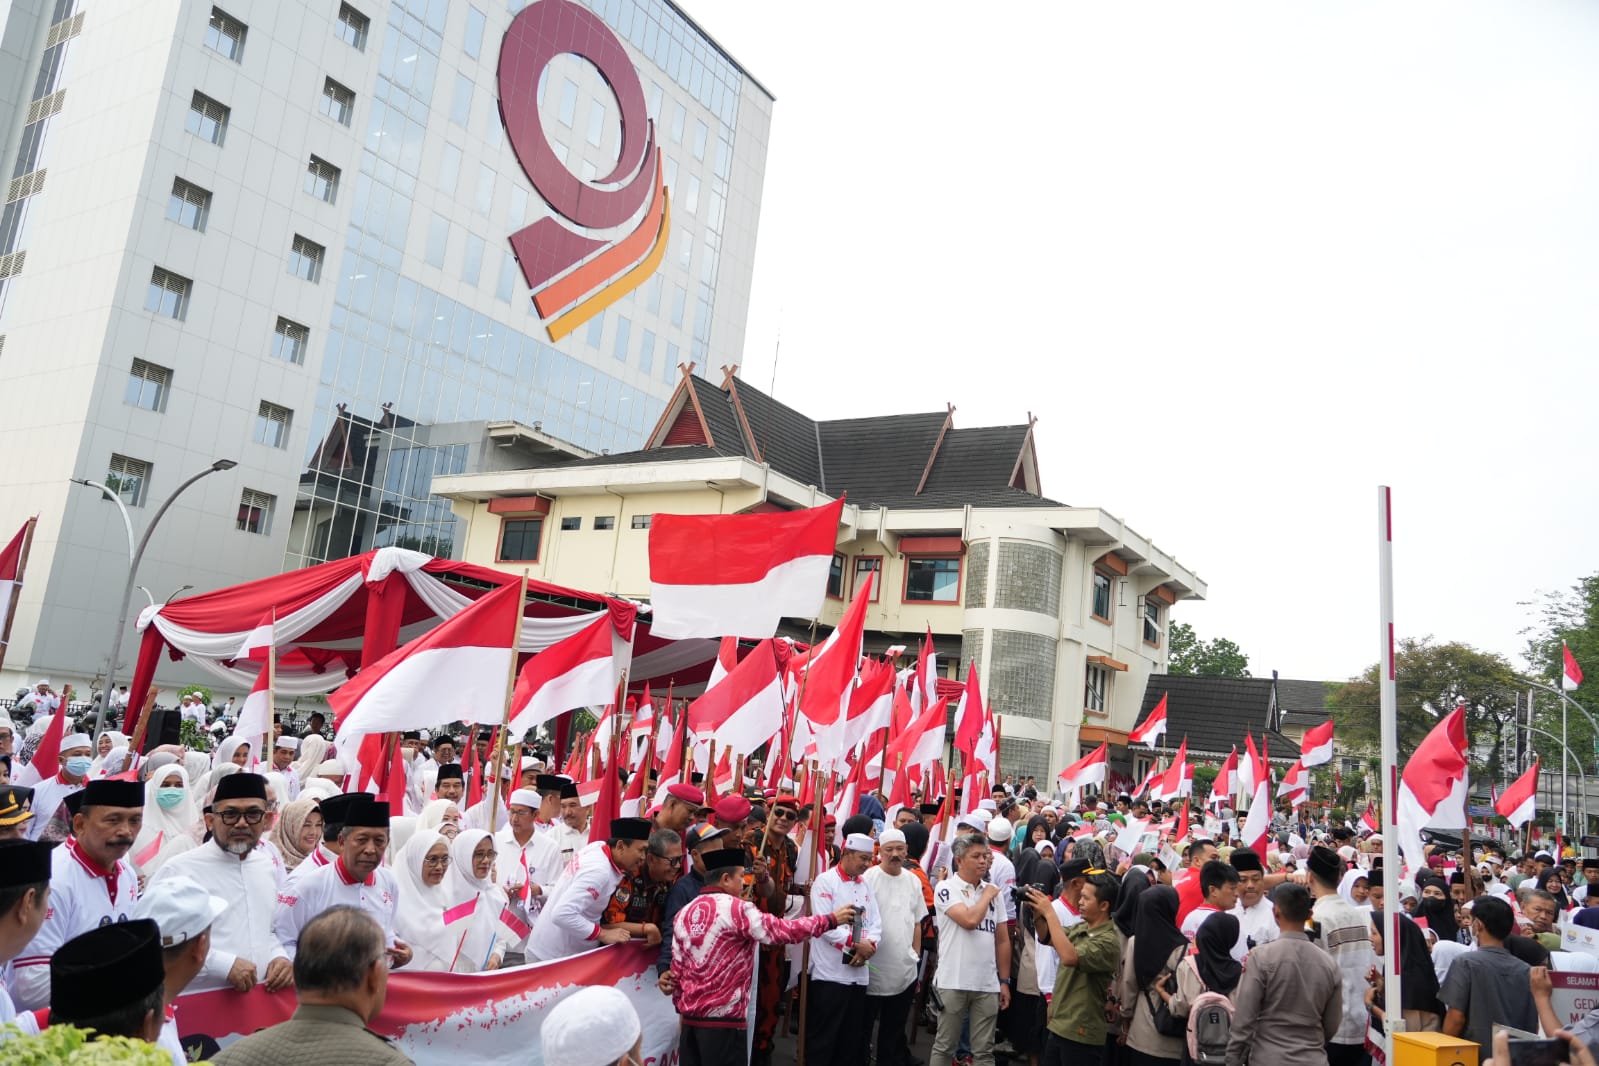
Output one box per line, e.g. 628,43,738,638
0,0,772,692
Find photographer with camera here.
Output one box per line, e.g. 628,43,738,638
807,832,882,1066
932,833,1013,1066
1025,870,1121,1066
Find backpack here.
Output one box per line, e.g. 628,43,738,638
1185,984,1235,1065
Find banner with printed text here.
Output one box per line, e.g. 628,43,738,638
174,943,681,1065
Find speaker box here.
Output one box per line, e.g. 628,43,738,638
141,709,181,753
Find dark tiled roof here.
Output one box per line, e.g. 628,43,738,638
1134,675,1302,761
922,426,1028,495
816,412,947,506
728,380,824,487
1275,679,1332,722
685,377,752,458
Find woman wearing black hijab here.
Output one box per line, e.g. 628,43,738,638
1368,911,1444,1032
1415,879,1461,945
1115,865,1156,938
1164,912,1242,1039
1115,885,1189,1064
1536,866,1572,911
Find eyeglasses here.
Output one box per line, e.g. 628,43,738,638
215,808,268,825
423,855,451,867
473,849,498,862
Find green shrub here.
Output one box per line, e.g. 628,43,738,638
0,1023,194,1064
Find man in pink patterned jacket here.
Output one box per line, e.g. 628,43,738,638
665,848,860,1066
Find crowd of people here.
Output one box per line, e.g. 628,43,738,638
4,701,1599,1066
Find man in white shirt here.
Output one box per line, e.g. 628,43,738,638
135,874,228,1066
552,778,590,864
15,680,59,715
527,817,650,962
24,730,92,842
433,763,465,804
985,817,1020,925
273,796,412,967
932,832,1011,1066
270,737,301,801
153,772,293,993
11,778,144,1009
864,828,923,1066
0,839,51,1035
178,694,205,727
493,788,562,960
1229,848,1278,957
808,832,884,1066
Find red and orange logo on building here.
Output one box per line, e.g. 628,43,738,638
498,0,670,343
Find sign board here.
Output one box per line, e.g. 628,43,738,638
1550,970,1599,1031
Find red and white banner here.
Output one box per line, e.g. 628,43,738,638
647,497,844,639
176,943,689,1065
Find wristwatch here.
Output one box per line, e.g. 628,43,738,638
998,977,1013,986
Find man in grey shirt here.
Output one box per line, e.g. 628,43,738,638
1227,883,1342,1066
1441,896,1539,1050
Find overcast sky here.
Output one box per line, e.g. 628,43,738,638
681,0,1599,683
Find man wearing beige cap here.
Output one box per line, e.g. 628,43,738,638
136,874,230,1065
541,984,643,1066
807,831,883,1066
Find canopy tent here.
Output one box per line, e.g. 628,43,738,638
125,547,720,739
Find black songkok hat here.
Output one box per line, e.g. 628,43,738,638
1229,848,1264,874
537,773,566,793
1308,845,1344,887
213,772,269,803
1367,868,1384,888
559,780,580,801
50,919,164,1025
80,779,143,810
436,763,464,782
609,817,651,842
918,802,942,816
343,798,391,828
1060,858,1093,880
0,839,50,885
704,848,748,872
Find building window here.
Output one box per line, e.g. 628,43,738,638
236,488,274,535
498,517,542,562
320,77,354,126
826,553,845,598
630,514,652,530
1143,598,1163,646
1090,570,1113,622
166,177,211,231
905,556,960,603
305,155,340,203
335,2,369,50
463,6,486,59
186,91,230,145
594,515,616,531
145,267,191,320
853,556,882,601
107,454,151,508
560,516,581,531
204,7,247,62
558,79,577,127
253,400,292,448
613,316,631,362
272,317,308,364
288,235,324,282
124,358,171,412
1085,663,1110,714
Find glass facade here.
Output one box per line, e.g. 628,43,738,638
288,0,757,569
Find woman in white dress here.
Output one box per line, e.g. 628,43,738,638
443,828,511,973
130,763,201,876
394,830,462,972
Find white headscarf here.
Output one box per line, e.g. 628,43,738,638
1338,867,1372,910
183,750,212,783
292,735,330,783
443,829,510,973
90,732,131,774
300,778,340,802
418,799,463,836
393,830,457,972
212,735,253,770
132,763,200,875
96,747,135,779
388,815,419,866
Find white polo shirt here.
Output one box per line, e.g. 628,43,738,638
932,874,1001,993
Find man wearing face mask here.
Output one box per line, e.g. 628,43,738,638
153,772,294,993
11,778,144,1009
24,730,93,842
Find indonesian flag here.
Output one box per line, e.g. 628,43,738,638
1240,780,1272,853
953,664,985,756
1361,803,1380,835
237,664,273,754
885,696,948,771
1276,759,1308,803
796,571,873,745
1397,706,1470,874
1129,694,1168,749
687,640,785,756
650,705,689,807
970,706,998,777
1135,763,1163,800
913,628,937,713
629,687,655,764
1058,743,1108,796
235,610,276,662
1495,759,1539,828
1157,738,1190,801
841,658,896,753
1239,733,1260,794
1210,747,1238,808
1565,642,1584,692
332,581,524,738
508,607,636,734
647,497,845,639
0,517,33,651
1300,720,1334,767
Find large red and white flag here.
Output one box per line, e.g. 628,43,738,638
508,607,635,734
647,498,844,639
237,664,273,753
1495,759,1540,828
0,517,35,660
1156,737,1191,801
1240,780,1272,853
1300,719,1335,767
885,696,948,771
953,664,985,756
1210,747,1239,808
1565,642,1584,692
1397,706,1470,874
796,571,873,753
687,640,785,756
332,582,523,738
1135,763,1163,800
841,658,896,753
1129,694,1168,749
650,705,689,807
1239,733,1261,794
912,627,937,713
1058,743,1107,795
1276,759,1308,804
1361,802,1380,835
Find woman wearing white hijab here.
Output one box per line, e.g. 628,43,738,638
300,778,340,802
291,734,330,783
388,815,419,866
417,798,464,840
182,750,211,784
131,763,201,876
1338,867,1373,912
90,732,131,775
394,830,460,972
211,735,253,771
444,829,510,973
95,747,136,779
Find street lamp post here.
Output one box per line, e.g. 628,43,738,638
1519,677,1599,838
73,459,237,737
1514,720,1589,839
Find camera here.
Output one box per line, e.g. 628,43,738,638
1011,883,1045,906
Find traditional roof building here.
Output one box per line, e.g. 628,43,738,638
434,365,1206,781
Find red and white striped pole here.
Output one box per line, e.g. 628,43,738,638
1378,486,1404,1053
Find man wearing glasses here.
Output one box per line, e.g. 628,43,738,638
152,772,294,993
750,795,802,1066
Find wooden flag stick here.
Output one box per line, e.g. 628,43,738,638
0,516,36,675
488,573,529,820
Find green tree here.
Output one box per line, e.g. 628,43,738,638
1327,637,1520,779
1166,621,1251,678
1520,572,1599,771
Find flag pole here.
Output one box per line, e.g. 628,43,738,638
489,574,529,821
0,516,37,675
262,608,276,772
1376,486,1404,1052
